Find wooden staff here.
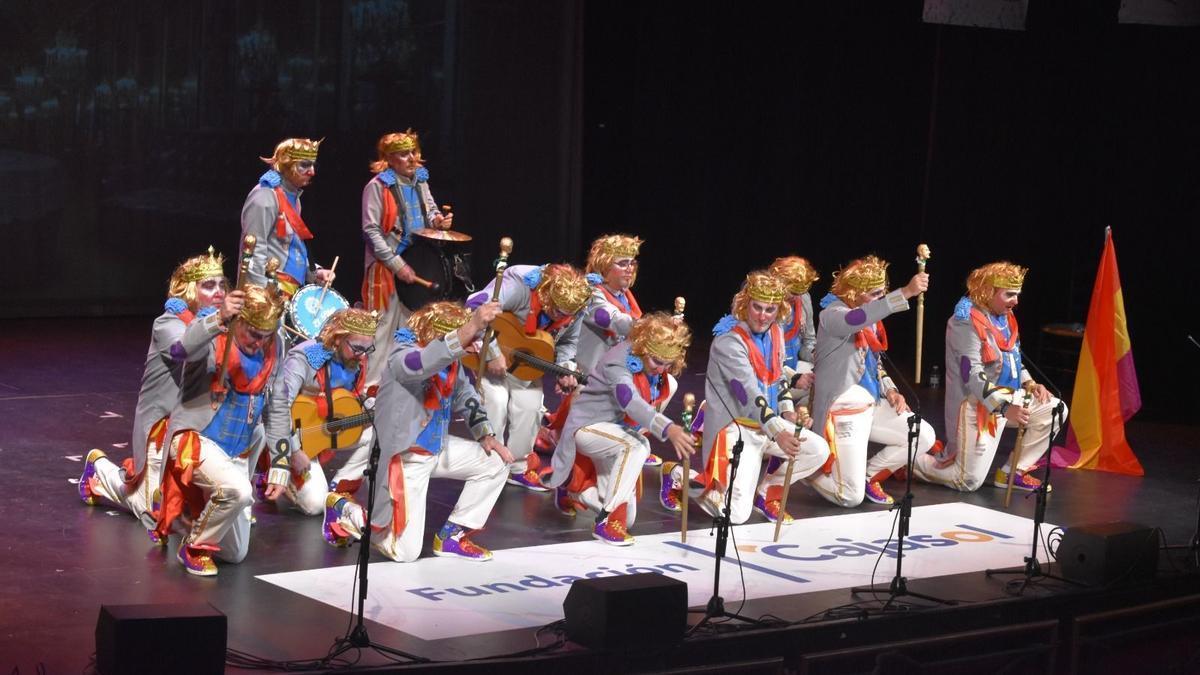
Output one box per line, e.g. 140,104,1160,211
316,255,339,306
1003,390,1030,508
772,422,804,543
914,243,932,384
475,237,514,394
679,392,696,543
213,235,256,407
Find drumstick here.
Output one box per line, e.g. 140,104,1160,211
316,256,339,306
411,275,441,291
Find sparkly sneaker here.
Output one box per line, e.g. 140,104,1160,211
322,493,353,547
593,518,634,546
993,468,1049,492
555,486,578,518
78,449,106,506
753,494,793,525
644,453,663,467
506,469,550,492
177,545,218,577
865,480,895,505
658,462,681,512
433,524,493,561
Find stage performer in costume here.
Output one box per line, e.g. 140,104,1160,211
261,308,379,525
672,272,830,525
465,263,591,491
323,300,512,561
769,255,820,410
544,313,696,545
909,262,1065,492
807,255,935,508
360,130,452,386
240,137,335,298
154,284,289,576
79,250,239,544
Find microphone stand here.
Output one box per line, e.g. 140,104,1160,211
689,382,765,631
325,422,427,664
851,350,953,606
985,351,1079,592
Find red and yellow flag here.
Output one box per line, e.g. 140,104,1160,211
1053,228,1143,475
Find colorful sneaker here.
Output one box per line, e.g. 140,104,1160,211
506,469,550,492
555,486,578,518
322,493,353,547
658,462,681,512
593,518,634,546
865,480,895,505
433,524,493,561
993,468,1050,492
78,449,106,506
147,528,168,548
177,545,218,577
753,494,793,525
644,453,663,467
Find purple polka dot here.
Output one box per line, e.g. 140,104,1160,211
730,379,748,406
615,383,634,408
465,292,487,309
169,342,188,362
594,307,612,329
846,308,868,326
959,355,971,383
404,350,423,371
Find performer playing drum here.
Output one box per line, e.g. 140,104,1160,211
361,130,459,387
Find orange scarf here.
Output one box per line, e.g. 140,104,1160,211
272,187,314,240
854,321,888,352
731,324,783,385
526,291,576,335
209,334,279,398
968,308,1019,364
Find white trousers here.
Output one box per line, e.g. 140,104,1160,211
170,434,256,563
574,423,652,524
480,373,542,474
91,443,164,531
336,435,507,562
808,385,936,508
365,294,412,388
280,427,375,515
695,422,830,525
914,395,1067,492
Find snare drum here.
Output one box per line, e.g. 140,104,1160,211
395,235,473,308
288,284,350,340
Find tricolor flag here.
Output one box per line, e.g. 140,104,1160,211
1052,227,1143,475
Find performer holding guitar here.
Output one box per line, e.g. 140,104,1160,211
263,308,380,539
465,262,592,491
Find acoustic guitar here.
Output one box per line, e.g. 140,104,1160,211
291,390,373,459
462,311,589,384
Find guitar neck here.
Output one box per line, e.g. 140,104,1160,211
326,410,374,432
511,351,589,384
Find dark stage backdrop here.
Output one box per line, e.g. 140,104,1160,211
3,1,1197,420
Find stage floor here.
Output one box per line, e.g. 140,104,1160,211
1,317,1198,673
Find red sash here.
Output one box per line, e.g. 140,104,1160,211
423,363,459,410
210,334,279,398
526,291,576,335
968,307,1019,364
854,321,888,352
272,187,313,241
622,371,670,428
784,297,805,341
731,324,783,385
379,180,400,235
599,285,642,318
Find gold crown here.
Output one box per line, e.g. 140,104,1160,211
179,247,225,283
337,308,380,337
239,284,285,331
769,256,820,295
598,235,642,259
991,268,1026,289
630,312,691,374
409,301,472,345
383,135,417,154
744,272,788,305
262,138,321,165
836,256,889,292
539,264,591,316
967,262,1027,306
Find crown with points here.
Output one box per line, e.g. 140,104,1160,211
261,138,321,166
408,301,472,345
382,130,419,154
630,313,691,372
833,255,889,293
967,262,1028,306
179,246,225,283
239,284,285,331
538,264,591,316
598,234,642,259
337,308,380,337
744,271,788,304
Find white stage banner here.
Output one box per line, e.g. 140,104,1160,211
258,503,1054,641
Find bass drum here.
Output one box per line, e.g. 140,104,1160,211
288,284,350,341
395,234,474,309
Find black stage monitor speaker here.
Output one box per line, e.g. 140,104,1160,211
1058,521,1159,587
563,572,687,649
96,603,226,675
